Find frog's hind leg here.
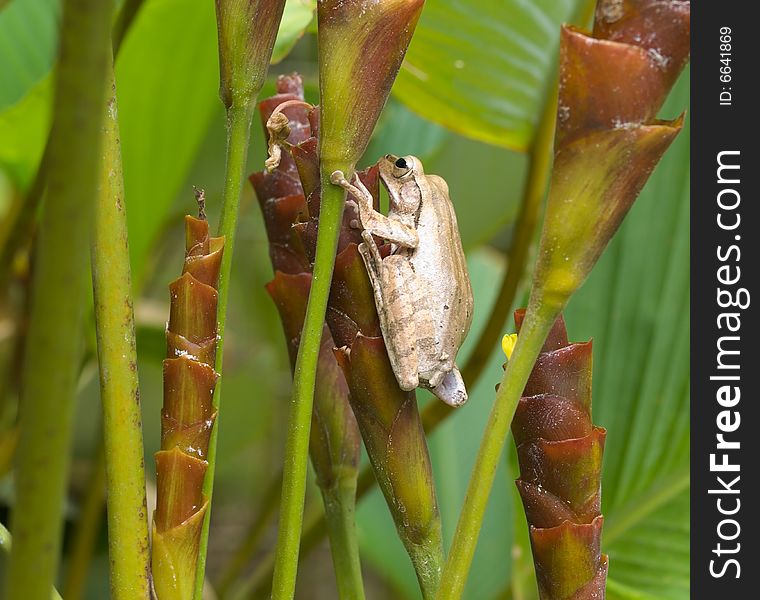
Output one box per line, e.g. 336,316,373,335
430,366,467,407
358,230,386,315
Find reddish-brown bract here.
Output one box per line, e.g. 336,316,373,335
513,310,607,600
153,216,224,599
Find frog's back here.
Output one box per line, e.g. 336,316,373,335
411,175,473,370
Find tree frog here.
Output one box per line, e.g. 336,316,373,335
331,155,473,406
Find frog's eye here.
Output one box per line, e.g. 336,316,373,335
388,155,413,178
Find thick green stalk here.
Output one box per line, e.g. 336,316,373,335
438,300,559,600
271,177,347,599
193,102,255,598
322,477,365,600
5,0,113,597
0,522,64,600
91,63,151,600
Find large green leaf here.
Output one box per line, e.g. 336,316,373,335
115,0,221,285
0,0,58,189
564,71,691,600
0,0,59,111
393,0,585,150
272,0,315,63
0,75,51,188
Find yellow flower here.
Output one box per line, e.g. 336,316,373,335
502,333,518,360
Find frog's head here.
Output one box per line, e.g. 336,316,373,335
378,155,425,214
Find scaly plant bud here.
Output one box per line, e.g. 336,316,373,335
152,206,224,600
532,0,690,311
510,310,607,600
317,0,425,173
215,0,288,109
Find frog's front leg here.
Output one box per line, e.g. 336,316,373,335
331,170,419,248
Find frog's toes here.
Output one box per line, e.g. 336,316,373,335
395,371,419,392
431,367,467,407
330,170,348,186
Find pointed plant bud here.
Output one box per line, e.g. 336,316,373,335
510,309,607,600
153,213,224,600
317,0,425,173
531,0,689,311
215,0,288,109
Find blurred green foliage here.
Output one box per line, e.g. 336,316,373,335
0,0,689,598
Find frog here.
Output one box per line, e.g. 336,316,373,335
331,154,473,406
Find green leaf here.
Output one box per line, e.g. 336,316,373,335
0,75,52,188
272,0,315,64
0,0,60,111
393,0,585,150
115,0,221,285
564,71,691,600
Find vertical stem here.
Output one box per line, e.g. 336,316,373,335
193,101,255,598
0,522,64,600
271,178,347,599
437,300,560,600
91,63,151,599
5,0,113,597
321,478,366,600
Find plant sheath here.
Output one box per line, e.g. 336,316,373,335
5,0,114,597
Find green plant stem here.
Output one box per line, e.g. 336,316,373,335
271,176,347,599
0,522,64,600
193,101,256,599
91,63,151,600
321,477,365,600
5,0,113,597
437,301,560,600
62,445,106,600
